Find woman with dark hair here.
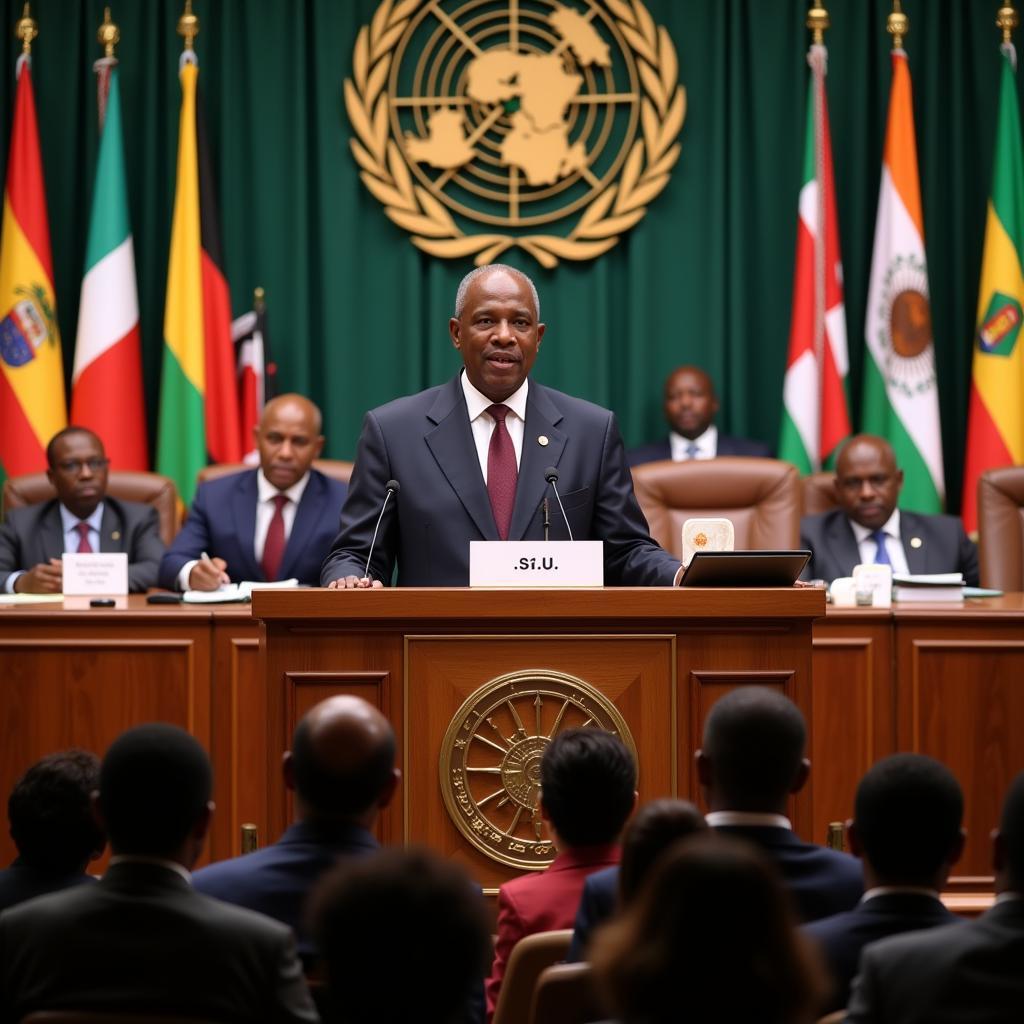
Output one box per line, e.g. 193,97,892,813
590,832,827,1024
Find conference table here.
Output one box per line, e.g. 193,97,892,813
0,589,1019,903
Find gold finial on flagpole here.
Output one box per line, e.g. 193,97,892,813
98,7,119,58
178,0,198,51
15,3,37,55
254,286,266,311
807,4,830,45
998,3,1018,43
887,0,909,49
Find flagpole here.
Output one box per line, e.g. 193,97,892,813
95,7,119,132
888,0,908,51
998,2,1018,66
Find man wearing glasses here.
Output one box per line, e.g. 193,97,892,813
800,433,978,585
0,427,164,593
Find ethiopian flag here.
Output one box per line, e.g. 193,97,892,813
778,43,851,473
0,57,65,484
962,46,1024,533
157,55,241,505
862,49,944,513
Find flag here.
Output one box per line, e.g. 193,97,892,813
862,49,944,512
157,54,241,506
778,43,851,473
962,45,1024,533
232,293,272,464
71,63,147,470
0,56,64,484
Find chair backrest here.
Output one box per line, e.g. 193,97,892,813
801,471,839,517
977,466,1024,590
631,457,801,558
2,471,181,546
529,961,604,1024
817,1012,847,1024
491,929,573,1024
195,459,355,487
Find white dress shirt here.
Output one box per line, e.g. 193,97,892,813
860,885,941,904
850,509,909,575
704,810,793,830
670,425,718,461
4,502,105,593
461,371,528,482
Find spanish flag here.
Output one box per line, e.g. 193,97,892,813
0,56,65,484
156,55,241,506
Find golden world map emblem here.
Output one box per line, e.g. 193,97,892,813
439,669,637,870
345,0,686,267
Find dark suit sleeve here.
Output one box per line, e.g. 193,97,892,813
958,523,979,587
267,930,319,1024
0,514,26,592
126,506,164,592
845,946,882,1023
159,484,214,590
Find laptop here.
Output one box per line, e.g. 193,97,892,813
679,550,811,587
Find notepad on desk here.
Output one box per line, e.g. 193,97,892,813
182,579,300,604
891,572,964,603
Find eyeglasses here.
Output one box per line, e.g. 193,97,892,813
55,457,109,474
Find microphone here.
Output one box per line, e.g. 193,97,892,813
364,479,400,580
544,466,574,542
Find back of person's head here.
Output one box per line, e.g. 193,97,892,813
289,695,397,822
540,728,636,847
312,847,491,1024
999,770,1024,890
853,754,963,885
591,833,826,1024
618,799,707,904
701,687,807,811
99,724,212,857
8,749,103,874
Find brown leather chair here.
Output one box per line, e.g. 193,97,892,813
977,466,1024,590
630,457,801,559
801,471,839,517
2,471,181,546
491,929,573,1024
195,458,354,487
529,961,604,1024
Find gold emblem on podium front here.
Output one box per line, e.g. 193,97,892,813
440,669,636,870
344,0,686,267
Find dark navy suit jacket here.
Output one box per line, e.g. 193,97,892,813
0,859,96,914
567,864,618,961
626,433,772,467
803,891,959,1012
321,375,681,587
159,469,347,590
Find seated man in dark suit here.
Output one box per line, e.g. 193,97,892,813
159,393,346,590
0,724,317,1024
803,754,964,1012
800,433,978,585
627,365,772,466
194,694,398,961
847,769,1024,1023
0,426,164,593
698,686,863,921
0,750,104,912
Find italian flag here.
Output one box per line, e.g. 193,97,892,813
71,64,147,469
157,54,241,506
962,45,1024,533
862,50,944,513
778,43,851,474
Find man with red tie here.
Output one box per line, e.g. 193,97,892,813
159,394,346,591
0,427,164,594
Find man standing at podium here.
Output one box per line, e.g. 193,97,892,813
323,264,681,588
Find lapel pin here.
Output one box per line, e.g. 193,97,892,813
538,435,549,446
111,530,121,541
910,536,922,548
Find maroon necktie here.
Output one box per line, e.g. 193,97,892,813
261,494,289,580
486,404,518,540
75,522,93,553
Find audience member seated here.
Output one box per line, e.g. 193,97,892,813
0,426,164,593
803,754,965,1012
312,847,491,1024
0,724,316,1024
194,694,398,962
590,833,827,1024
847,769,1024,1023
0,750,104,912
485,728,637,1021
567,798,706,961
697,686,863,920
627,365,771,466
159,394,347,590
800,433,979,585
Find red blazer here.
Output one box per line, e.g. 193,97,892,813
485,844,619,1021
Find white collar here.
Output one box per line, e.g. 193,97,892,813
108,854,192,884
996,891,1023,904
256,468,310,506
60,502,104,533
670,424,718,455
850,508,901,544
861,885,941,903
461,370,529,423
705,810,792,830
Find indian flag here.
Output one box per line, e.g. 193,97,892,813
962,44,1024,533
862,49,944,513
778,43,851,473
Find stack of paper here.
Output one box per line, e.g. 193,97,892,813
182,579,300,604
891,573,964,603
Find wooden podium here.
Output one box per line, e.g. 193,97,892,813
254,586,824,890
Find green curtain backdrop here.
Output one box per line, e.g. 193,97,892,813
0,1,1011,511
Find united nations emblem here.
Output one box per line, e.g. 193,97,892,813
439,669,636,869
345,0,685,267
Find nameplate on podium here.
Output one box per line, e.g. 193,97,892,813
469,541,603,587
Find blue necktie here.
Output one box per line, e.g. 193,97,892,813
685,442,700,460
871,529,891,566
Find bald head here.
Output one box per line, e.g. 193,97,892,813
834,433,903,530
288,696,397,823
255,393,325,491
663,365,719,439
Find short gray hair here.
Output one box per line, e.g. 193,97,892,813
453,263,541,321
